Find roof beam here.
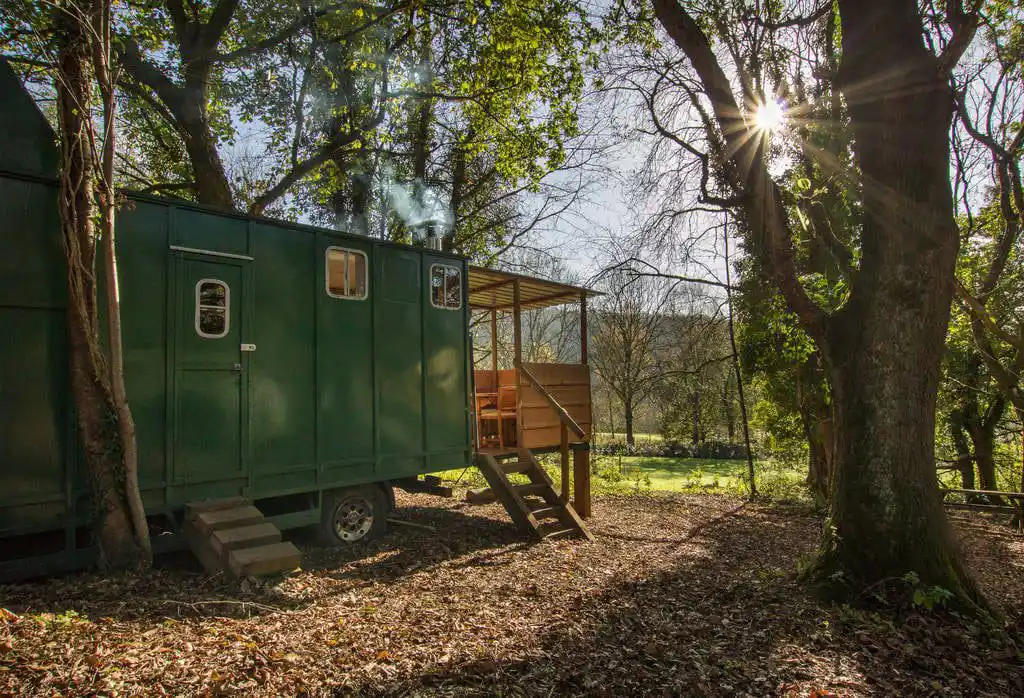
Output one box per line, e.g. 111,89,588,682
469,277,516,294
492,290,578,310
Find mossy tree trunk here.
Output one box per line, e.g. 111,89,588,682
56,0,151,571
651,0,986,609
809,0,983,607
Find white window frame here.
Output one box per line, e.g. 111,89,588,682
325,246,369,301
430,263,462,310
195,278,230,339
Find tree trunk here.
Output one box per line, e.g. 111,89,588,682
964,411,1005,504
723,377,735,442
969,430,1001,493
690,389,700,444
650,0,986,609
960,355,1005,499
180,68,233,209
56,1,150,571
624,399,635,446
811,0,984,608
796,358,833,504
92,0,151,561
800,402,833,505
948,410,976,491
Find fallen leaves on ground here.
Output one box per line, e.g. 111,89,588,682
1,492,1022,696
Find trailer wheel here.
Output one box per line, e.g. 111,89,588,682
320,485,389,546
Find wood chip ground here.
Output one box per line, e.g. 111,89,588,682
1,493,1021,696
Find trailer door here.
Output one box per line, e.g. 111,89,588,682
172,255,247,485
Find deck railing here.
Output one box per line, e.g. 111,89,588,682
519,366,585,438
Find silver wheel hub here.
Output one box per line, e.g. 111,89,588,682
333,498,374,541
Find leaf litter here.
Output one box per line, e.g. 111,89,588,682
0,492,1021,696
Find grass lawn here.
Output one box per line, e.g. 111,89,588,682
594,431,663,444
437,454,805,498
605,455,749,491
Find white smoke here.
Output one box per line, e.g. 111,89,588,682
381,166,452,238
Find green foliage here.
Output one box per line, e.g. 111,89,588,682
2,0,600,260
902,572,955,611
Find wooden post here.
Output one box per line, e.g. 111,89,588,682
580,293,588,365
491,307,502,449
490,308,498,374
513,280,523,450
575,292,592,517
573,448,591,518
560,423,570,502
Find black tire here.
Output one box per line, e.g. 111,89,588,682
319,485,389,546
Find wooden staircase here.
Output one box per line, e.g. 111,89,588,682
183,498,301,578
475,450,594,542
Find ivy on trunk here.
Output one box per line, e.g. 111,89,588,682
55,0,151,571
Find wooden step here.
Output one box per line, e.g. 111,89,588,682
499,460,533,475
514,483,549,497
210,522,281,557
191,506,265,535
185,497,252,516
475,451,593,542
538,522,574,539
182,498,302,578
227,541,301,578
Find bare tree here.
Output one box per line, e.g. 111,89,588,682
590,270,679,445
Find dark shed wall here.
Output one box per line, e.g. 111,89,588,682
423,254,470,462
249,222,317,493
0,58,58,178
375,247,425,468
318,233,375,484
0,174,69,535
117,200,170,505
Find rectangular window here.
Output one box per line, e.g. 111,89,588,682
195,279,229,338
326,247,368,300
430,264,462,309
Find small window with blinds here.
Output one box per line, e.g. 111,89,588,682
326,247,368,300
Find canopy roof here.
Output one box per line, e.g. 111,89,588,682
467,266,601,311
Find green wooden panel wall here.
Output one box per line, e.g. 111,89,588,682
423,255,469,454
317,233,375,469
0,58,58,179
375,247,424,463
0,175,69,533
0,308,68,530
250,223,316,476
117,201,169,491
0,178,64,309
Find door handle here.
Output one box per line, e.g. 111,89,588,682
232,363,243,372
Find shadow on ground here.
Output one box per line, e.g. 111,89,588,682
381,501,1024,697
0,497,523,622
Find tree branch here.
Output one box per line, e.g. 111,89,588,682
651,0,831,356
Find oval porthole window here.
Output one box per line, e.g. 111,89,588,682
195,279,229,338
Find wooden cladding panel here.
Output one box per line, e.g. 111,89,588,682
522,362,589,387
521,362,592,449
473,363,593,451
520,385,590,409
523,425,591,450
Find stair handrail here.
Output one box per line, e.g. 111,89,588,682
519,366,586,439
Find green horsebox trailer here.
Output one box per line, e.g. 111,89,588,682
0,60,474,580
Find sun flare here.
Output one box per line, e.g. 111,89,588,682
755,98,785,132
